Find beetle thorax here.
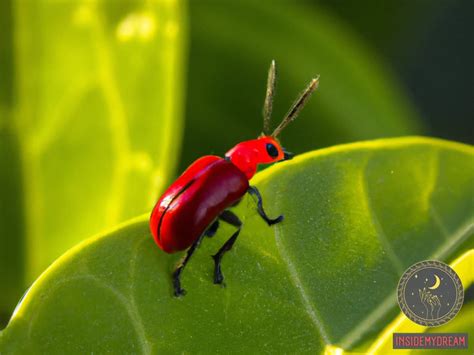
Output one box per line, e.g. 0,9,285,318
225,142,259,180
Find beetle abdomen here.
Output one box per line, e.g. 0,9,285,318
150,157,248,253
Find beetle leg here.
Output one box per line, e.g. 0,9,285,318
212,210,242,285
172,233,205,297
248,185,284,226
205,220,220,238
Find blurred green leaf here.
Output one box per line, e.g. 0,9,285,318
180,0,423,170
315,0,442,58
0,132,25,327
1,137,472,353
0,0,186,324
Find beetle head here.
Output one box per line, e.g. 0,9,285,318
225,136,288,179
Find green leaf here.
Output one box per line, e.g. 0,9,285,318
181,0,423,170
0,0,187,321
1,137,472,353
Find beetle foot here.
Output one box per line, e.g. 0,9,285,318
174,287,187,297
212,254,225,285
173,279,187,297
214,276,226,287
214,273,225,285
172,269,187,297
267,214,284,226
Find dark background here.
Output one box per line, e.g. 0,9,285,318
181,0,473,170
323,0,473,144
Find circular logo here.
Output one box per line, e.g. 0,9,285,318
397,260,464,327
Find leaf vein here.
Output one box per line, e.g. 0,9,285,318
361,157,405,275
28,274,152,354
274,226,331,345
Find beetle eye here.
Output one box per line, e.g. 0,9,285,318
266,143,279,158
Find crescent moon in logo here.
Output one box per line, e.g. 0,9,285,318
428,274,441,290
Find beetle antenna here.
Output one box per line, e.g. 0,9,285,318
262,60,276,136
272,76,319,138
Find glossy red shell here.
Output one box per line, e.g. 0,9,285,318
150,156,249,253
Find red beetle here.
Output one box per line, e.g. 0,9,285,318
150,61,319,296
